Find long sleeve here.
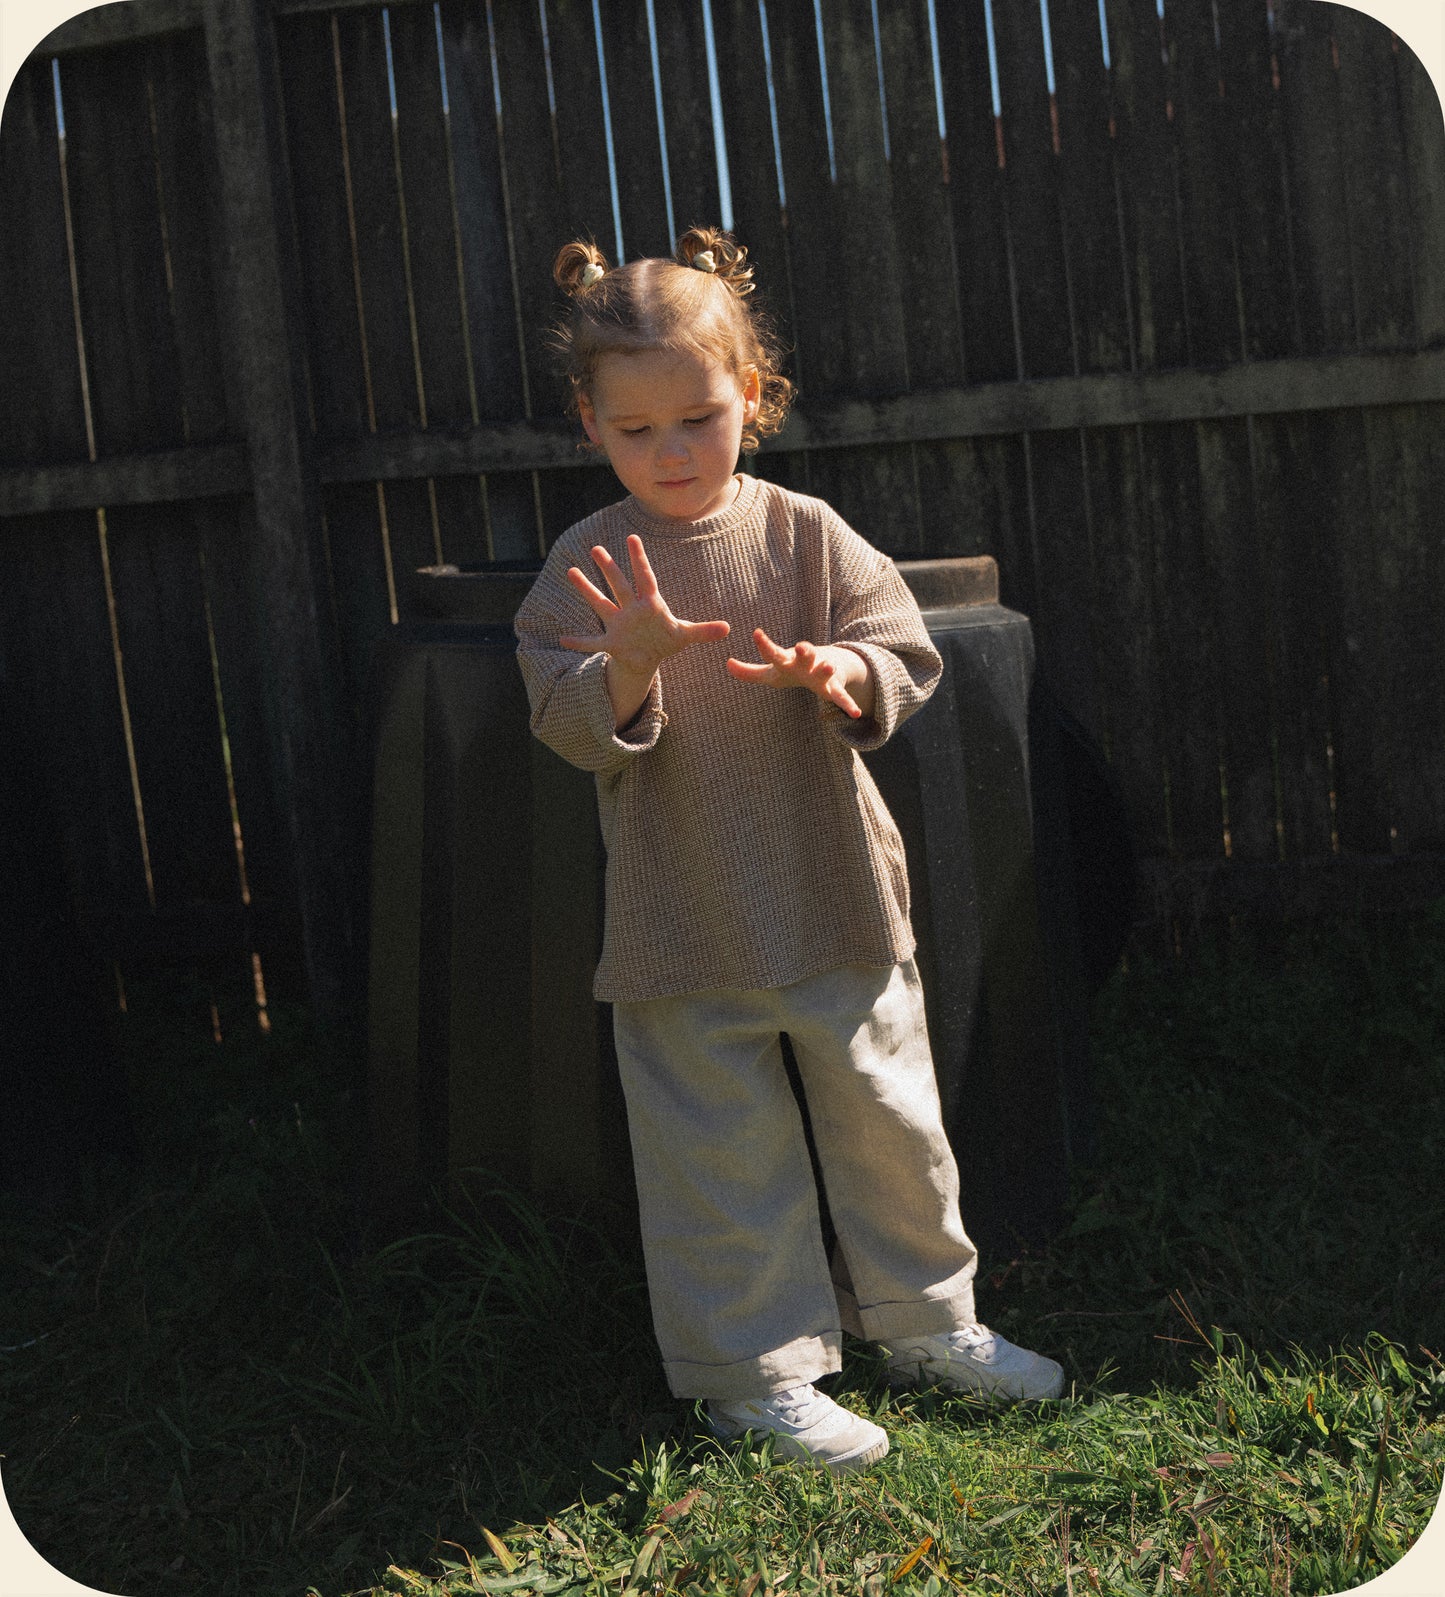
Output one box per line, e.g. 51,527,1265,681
818,516,943,753
514,527,667,776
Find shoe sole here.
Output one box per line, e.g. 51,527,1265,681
707,1419,890,1473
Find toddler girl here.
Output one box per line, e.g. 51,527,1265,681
514,227,1062,1472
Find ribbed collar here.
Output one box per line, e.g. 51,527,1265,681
618,472,764,540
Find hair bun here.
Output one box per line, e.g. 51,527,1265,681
553,239,610,295
674,226,755,297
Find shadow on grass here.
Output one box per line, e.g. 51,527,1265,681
2,906,1442,1595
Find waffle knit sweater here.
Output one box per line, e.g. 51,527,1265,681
514,473,943,1003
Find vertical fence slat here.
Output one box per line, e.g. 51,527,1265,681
596,0,673,260
993,0,1074,380
437,1,526,422
1105,0,1188,370
278,11,370,441
1052,0,1134,374
146,31,230,444
192,496,293,923
437,1,539,560
1084,426,1168,859
60,45,187,454
494,0,622,541
1194,416,1278,865
1214,0,1297,362
103,503,240,909
935,0,1016,385
0,58,90,467
652,0,722,233
1167,1,1245,368
710,0,809,497
1251,410,1336,861
1,516,150,920
790,0,919,552
389,0,475,432
333,8,422,432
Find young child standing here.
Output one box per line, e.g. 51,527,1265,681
514,227,1063,1472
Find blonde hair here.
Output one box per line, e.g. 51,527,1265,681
549,226,794,452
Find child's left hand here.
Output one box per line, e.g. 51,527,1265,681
725,628,874,720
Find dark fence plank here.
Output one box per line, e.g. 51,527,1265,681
1052,0,1134,375
0,58,90,468
993,0,1073,380
333,5,423,432
103,501,240,907
494,0,619,540
321,479,395,715
1194,416,1279,865
1105,0,1187,370
0,513,149,918
1250,410,1335,860
278,11,370,440
1166,0,1244,368
59,43,187,454
1084,424,1167,858
596,0,672,260
652,0,721,233
935,0,1016,384
146,30,230,444
436,0,527,423
1214,0,1297,361
388,0,475,431
794,0,918,553
193,495,293,925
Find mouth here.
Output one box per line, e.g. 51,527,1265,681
656,478,695,488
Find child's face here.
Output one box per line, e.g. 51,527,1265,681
579,349,760,523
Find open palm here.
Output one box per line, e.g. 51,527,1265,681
560,534,729,672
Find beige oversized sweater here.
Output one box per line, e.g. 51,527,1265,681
514,474,943,1003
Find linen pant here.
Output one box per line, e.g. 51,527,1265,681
612,959,979,1400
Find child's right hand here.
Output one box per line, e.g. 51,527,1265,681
560,534,729,725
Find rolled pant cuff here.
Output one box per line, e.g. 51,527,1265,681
855,1284,978,1344
663,1331,843,1401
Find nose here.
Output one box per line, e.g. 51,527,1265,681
655,428,689,467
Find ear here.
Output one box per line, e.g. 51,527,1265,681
578,392,602,446
740,365,761,418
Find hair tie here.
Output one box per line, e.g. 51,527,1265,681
579,263,604,287
691,250,717,273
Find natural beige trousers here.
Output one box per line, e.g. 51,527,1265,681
613,960,979,1400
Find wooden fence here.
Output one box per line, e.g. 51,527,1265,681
2,0,1444,1021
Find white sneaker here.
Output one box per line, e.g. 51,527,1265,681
707,1384,889,1472
886,1322,1065,1401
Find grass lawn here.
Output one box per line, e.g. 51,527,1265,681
2,909,1442,1596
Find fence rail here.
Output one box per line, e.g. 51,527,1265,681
3,0,1444,1014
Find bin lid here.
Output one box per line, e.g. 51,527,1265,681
410,554,999,624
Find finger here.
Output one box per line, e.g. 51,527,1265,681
558,633,608,654
752,627,793,666
725,657,775,681
626,534,660,601
677,618,731,645
828,683,863,718
589,544,635,606
565,565,620,616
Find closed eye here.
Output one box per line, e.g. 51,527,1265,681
619,425,650,436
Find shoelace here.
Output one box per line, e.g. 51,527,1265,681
944,1323,995,1352
765,1385,821,1425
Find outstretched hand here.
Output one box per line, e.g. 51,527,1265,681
560,534,730,672
725,628,872,720
561,533,729,728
